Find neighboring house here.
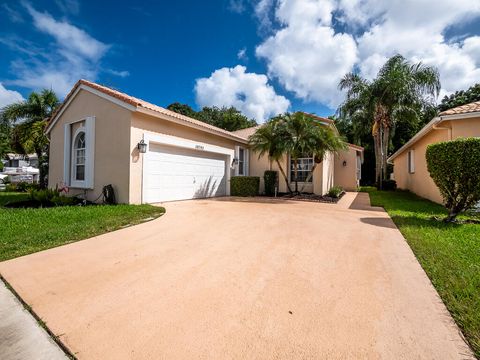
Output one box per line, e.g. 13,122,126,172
388,101,480,204
4,153,38,168
46,80,363,204
1,153,40,184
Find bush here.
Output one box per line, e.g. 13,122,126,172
426,138,480,221
327,185,343,198
377,179,397,191
231,176,260,197
264,170,278,196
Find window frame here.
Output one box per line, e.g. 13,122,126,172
289,155,314,183
235,146,249,176
407,150,415,174
70,127,87,188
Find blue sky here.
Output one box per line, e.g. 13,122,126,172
1,0,480,122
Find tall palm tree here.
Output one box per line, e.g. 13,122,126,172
1,89,59,188
248,119,293,193
338,54,440,185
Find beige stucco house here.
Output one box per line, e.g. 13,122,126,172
46,80,363,204
388,101,480,204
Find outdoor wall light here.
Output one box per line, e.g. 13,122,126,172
343,160,347,167
231,157,239,167
137,139,147,153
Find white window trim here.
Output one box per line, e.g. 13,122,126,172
234,145,249,176
408,150,415,174
70,127,87,188
63,117,95,189
289,154,314,183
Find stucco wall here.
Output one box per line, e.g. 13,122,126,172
129,112,246,204
48,89,132,203
334,148,359,191
392,116,480,204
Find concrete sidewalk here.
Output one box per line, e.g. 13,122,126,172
0,281,67,360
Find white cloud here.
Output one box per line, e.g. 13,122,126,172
256,0,357,107
253,0,480,108
0,83,24,108
54,0,80,15
1,4,126,97
228,0,246,14
25,3,109,61
237,47,248,61
195,65,290,122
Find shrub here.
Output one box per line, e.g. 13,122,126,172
377,179,397,191
231,176,260,197
264,170,278,196
327,185,343,198
426,138,480,222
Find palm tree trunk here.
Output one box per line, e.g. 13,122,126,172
275,159,292,193
294,158,299,193
382,125,390,180
36,148,46,189
299,162,318,193
373,133,381,186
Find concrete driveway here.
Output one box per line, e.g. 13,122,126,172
0,193,473,359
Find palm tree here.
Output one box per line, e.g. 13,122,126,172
338,55,440,186
1,89,59,188
278,112,346,193
248,119,293,193
249,112,346,194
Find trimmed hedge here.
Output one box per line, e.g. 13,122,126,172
231,176,260,197
426,137,480,221
264,170,278,196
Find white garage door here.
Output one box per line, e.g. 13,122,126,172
143,143,227,203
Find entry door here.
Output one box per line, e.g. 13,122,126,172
143,143,227,203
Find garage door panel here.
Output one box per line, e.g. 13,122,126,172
143,144,227,203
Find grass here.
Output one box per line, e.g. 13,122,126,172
0,192,165,262
361,187,480,357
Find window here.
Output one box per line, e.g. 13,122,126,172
73,131,86,182
238,148,245,175
235,146,248,176
408,150,415,174
290,156,314,182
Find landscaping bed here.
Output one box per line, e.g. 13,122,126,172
361,187,480,357
0,192,165,262
276,191,345,203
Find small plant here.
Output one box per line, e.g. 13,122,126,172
231,176,260,197
426,138,480,222
327,186,343,198
264,170,278,196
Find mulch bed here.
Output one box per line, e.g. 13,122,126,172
272,191,345,204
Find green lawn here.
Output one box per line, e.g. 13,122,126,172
361,187,480,356
0,192,165,262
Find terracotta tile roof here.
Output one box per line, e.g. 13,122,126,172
231,125,261,140
347,143,364,151
47,79,248,142
439,101,480,116
300,112,334,124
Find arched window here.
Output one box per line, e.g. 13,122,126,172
73,131,86,181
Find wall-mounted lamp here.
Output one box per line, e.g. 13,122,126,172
343,160,347,167
231,157,239,167
137,139,147,153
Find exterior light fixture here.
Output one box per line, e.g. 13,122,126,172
231,157,239,167
137,139,147,153
343,160,347,167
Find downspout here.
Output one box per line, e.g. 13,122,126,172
432,117,452,140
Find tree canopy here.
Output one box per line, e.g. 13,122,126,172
166,103,257,132
438,83,480,112
338,54,440,185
